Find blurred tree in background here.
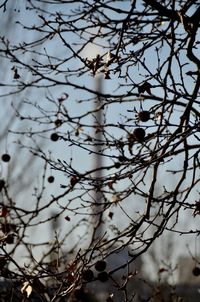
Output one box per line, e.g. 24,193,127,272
0,0,200,301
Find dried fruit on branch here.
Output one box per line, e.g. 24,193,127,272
138,111,151,122
133,128,146,141
95,260,107,272
138,82,152,94
21,281,33,298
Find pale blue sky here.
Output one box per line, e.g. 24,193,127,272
0,0,200,281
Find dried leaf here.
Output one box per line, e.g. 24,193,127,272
70,175,78,187
138,85,145,94
58,93,69,102
108,181,114,190
0,207,8,217
65,216,70,221
158,267,168,273
13,69,20,79
193,201,200,217
111,195,119,203
1,223,17,234
138,82,152,94
21,281,33,298
155,111,163,121
12,66,20,79
87,54,103,76
108,212,114,219
104,70,111,79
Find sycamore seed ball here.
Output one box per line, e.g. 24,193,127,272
192,267,200,276
50,133,59,141
82,269,94,281
95,260,107,272
133,128,146,141
138,111,150,122
1,154,11,162
48,176,54,183
97,271,109,282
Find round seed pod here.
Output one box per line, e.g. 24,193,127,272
47,176,55,183
97,271,109,282
133,128,146,141
82,269,94,282
2,154,11,162
192,267,200,276
95,260,107,272
138,111,150,122
54,119,62,127
50,133,59,141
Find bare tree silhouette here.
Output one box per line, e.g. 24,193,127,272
0,0,200,301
